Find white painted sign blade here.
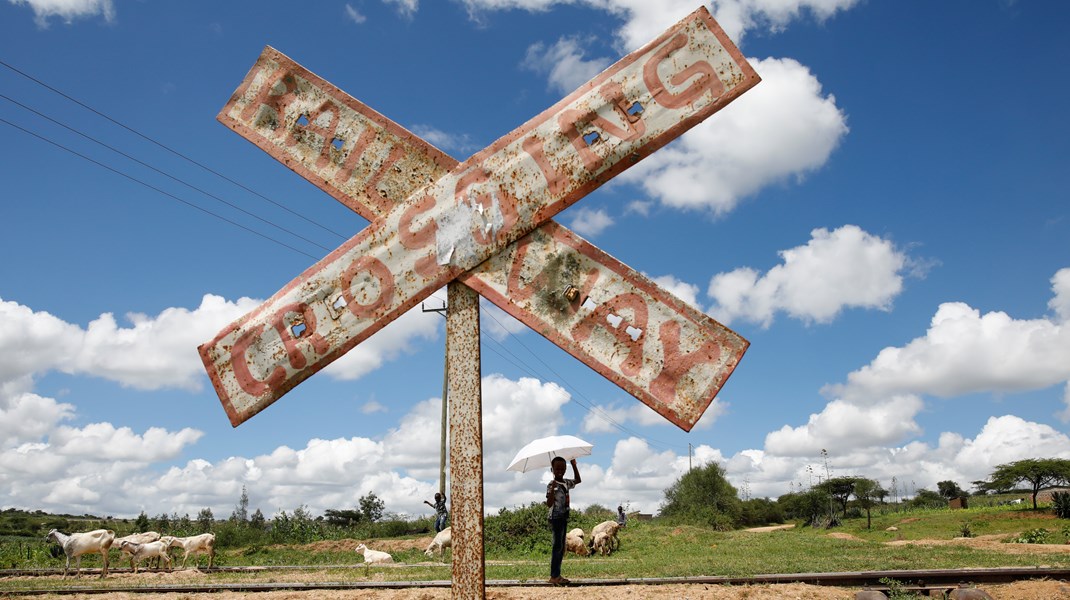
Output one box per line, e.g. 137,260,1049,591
201,6,759,426
216,46,750,431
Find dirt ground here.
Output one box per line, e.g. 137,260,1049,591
17,580,1070,599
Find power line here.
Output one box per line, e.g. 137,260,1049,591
0,57,350,241
0,92,334,253
0,116,320,261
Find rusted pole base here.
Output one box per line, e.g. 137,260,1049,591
447,281,485,599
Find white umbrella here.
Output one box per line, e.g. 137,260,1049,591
507,435,593,473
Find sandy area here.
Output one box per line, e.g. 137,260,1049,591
16,580,1070,599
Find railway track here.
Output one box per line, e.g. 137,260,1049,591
1,566,1067,595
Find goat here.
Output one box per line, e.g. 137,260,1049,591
591,531,613,556
45,528,115,578
587,520,621,555
565,527,590,557
115,532,161,569
424,527,451,559
355,543,394,564
166,533,216,569
119,539,173,574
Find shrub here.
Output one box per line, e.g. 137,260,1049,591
959,521,973,538
484,502,551,554
1010,528,1050,544
1052,491,1070,519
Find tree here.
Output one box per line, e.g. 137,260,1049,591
908,489,945,510
937,480,965,499
231,485,250,524
821,477,859,517
135,511,151,533
250,508,266,530
660,462,741,530
324,509,363,527
359,493,385,523
985,458,1070,509
852,478,881,529
197,507,215,532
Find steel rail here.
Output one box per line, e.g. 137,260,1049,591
1,566,1067,595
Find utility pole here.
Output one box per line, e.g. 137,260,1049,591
688,443,693,472
423,300,448,497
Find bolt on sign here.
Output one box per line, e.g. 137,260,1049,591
201,6,757,431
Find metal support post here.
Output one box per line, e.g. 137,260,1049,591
447,281,485,598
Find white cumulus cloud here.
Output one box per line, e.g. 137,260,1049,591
826,275,1070,403
567,207,615,238
9,0,114,27
619,57,847,217
521,36,612,95
707,225,909,327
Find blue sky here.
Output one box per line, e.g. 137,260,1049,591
1,0,1067,521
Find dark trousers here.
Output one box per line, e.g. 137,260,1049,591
549,515,568,577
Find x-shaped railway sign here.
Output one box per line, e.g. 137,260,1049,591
200,6,757,432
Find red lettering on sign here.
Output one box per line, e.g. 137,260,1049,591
332,126,405,216
231,302,332,397
649,320,722,404
283,100,340,168
643,33,724,109
340,256,396,319
521,134,568,198
272,302,330,370
571,293,648,377
399,194,439,277
558,81,647,172
239,68,301,135
455,168,519,246
231,324,278,397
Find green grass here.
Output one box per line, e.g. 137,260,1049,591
3,505,1070,592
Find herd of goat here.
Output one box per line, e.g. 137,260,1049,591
45,519,623,577
44,529,215,578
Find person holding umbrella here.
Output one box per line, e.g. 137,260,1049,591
545,456,581,585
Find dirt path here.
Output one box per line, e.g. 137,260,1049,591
21,580,1070,599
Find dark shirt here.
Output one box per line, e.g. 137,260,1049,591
546,478,577,519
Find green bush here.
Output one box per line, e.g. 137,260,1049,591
484,502,552,554
1010,528,1050,544
1052,492,1070,519
959,521,973,538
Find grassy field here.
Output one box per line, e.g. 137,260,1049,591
3,502,1070,594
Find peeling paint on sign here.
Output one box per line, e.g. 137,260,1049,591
202,6,758,428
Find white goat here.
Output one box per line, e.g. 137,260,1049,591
591,531,612,556
45,528,115,578
119,539,173,573
424,527,451,558
167,533,216,569
566,527,590,557
588,520,621,555
115,532,161,568
355,543,394,564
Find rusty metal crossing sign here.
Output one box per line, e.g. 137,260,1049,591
200,6,756,430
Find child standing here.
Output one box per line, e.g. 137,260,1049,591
545,456,581,585
424,492,448,532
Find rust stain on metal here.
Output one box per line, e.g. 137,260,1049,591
447,282,485,599
201,6,759,428
462,222,748,431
